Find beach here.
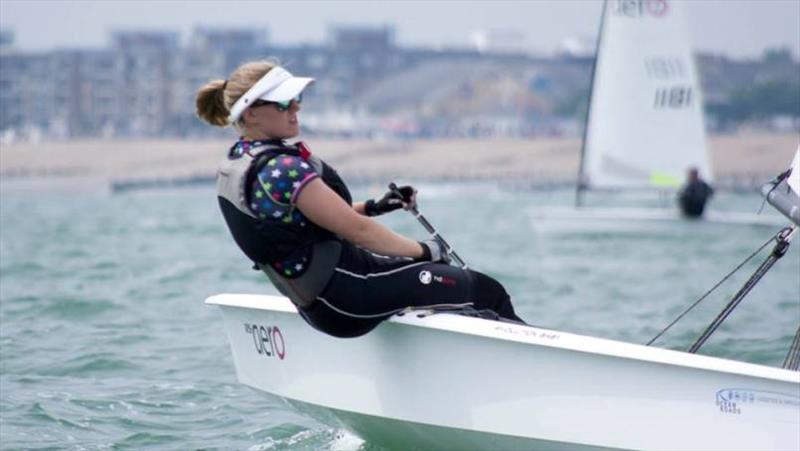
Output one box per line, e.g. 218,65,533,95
0,132,798,188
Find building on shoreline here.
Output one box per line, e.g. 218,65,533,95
0,26,798,143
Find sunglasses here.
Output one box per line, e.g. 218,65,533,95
251,93,303,112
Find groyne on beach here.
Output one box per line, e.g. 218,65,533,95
1,133,798,192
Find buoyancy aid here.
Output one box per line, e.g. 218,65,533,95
216,139,352,307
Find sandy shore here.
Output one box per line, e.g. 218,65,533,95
1,133,797,188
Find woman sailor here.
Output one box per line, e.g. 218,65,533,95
195,60,525,338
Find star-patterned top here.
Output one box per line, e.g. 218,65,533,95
247,150,320,278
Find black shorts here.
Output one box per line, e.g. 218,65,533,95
298,243,522,338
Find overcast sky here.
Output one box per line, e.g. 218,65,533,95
1,0,798,59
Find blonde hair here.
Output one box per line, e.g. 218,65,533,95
195,60,279,127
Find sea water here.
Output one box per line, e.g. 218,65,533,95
1,179,798,450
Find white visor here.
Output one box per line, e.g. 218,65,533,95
227,66,314,124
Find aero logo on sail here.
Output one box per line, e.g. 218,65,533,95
614,0,668,18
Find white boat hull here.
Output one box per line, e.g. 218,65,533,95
207,294,800,451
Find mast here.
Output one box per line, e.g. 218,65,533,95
575,0,608,208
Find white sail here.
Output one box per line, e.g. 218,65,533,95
789,147,800,197
581,0,712,189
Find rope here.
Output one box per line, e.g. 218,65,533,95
646,227,791,346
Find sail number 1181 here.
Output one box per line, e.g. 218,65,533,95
653,85,693,109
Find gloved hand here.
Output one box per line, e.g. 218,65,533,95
364,185,416,217
418,239,451,264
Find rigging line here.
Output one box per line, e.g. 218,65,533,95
646,227,788,346
784,325,800,371
688,240,787,353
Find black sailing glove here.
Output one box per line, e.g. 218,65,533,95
418,239,451,264
364,185,416,217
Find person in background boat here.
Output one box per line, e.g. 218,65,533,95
677,167,714,218
195,60,525,338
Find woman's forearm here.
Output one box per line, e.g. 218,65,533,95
347,217,424,258
297,179,424,259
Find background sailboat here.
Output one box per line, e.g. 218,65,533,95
578,0,711,197
533,0,784,227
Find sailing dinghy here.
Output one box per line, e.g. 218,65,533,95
207,294,799,451
206,148,800,450
530,0,785,227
